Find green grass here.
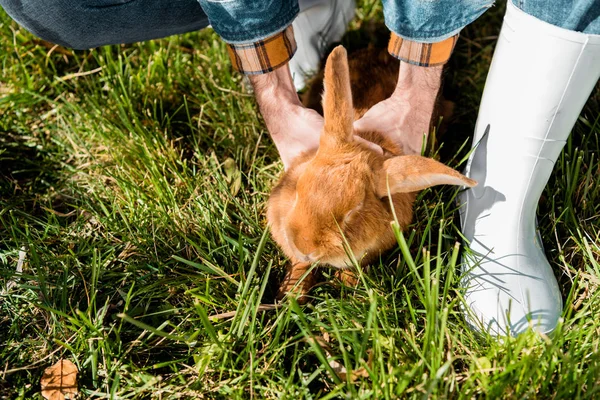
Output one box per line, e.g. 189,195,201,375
1,1,599,398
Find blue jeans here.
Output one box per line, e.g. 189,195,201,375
383,0,600,42
0,0,209,49
0,0,598,49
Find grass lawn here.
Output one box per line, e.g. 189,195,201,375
1,1,600,398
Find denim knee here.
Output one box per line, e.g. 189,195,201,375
0,0,209,49
0,0,97,49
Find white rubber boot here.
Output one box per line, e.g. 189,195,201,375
291,0,356,90
459,0,600,336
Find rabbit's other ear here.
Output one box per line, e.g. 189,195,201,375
375,155,477,197
321,45,354,145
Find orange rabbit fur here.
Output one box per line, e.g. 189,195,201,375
267,46,476,302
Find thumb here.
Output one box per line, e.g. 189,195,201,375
352,114,371,133
353,135,383,155
352,103,382,133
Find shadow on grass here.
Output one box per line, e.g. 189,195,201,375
0,132,63,206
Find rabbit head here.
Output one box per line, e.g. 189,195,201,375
268,46,476,269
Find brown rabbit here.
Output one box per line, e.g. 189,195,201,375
267,45,476,302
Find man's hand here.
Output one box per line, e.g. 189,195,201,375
249,66,323,170
354,63,443,155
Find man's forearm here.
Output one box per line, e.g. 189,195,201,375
393,62,443,150
395,62,443,100
248,65,324,169
249,66,302,140
394,62,443,130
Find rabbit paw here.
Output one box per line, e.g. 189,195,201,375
334,268,359,287
276,262,317,305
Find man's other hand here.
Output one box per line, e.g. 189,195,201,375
354,63,443,155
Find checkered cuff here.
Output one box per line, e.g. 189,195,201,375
388,32,459,67
227,25,297,75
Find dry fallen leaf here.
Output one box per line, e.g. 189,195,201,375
41,359,78,400
329,351,372,383
329,359,370,382
307,336,373,383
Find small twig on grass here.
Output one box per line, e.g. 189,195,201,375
34,39,73,56
40,207,78,217
209,304,281,321
1,335,75,377
56,66,103,82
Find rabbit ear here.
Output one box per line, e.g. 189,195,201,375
321,46,354,145
375,155,477,196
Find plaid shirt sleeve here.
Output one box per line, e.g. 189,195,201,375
227,25,297,75
226,25,457,75
388,32,459,67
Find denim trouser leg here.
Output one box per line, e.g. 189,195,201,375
197,0,299,43
0,0,209,49
3,0,598,52
382,0,600,43
514,0,600,34
0,0,300,49
381,0,495,42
